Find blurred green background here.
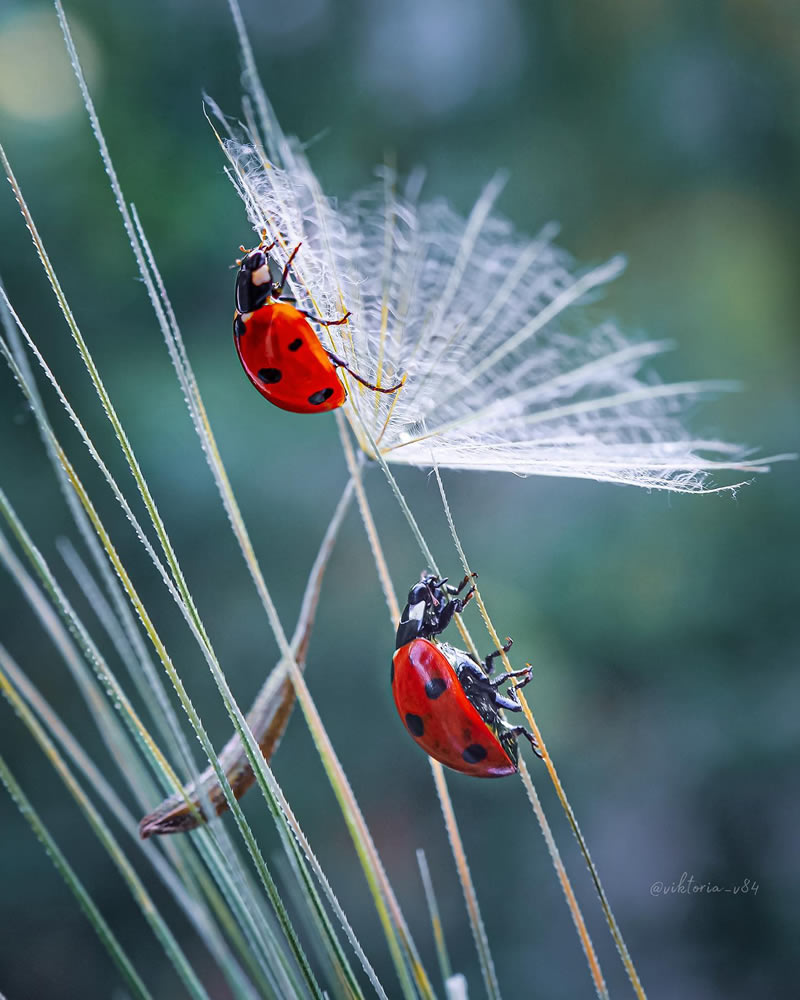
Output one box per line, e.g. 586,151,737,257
1,0,798,997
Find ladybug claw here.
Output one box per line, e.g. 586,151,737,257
514,726,543,759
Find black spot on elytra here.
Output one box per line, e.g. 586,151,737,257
234,315,246,338
308,387,335,406
405,714,424,738
258,368,282,384
425,677,447,700
288,338,302,351
462,743,487,764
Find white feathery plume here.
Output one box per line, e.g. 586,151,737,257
209,100,786,493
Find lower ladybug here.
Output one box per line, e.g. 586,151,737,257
392,572,541,776
233,238,403,414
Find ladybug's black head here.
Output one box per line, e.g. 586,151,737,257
395,573,450,649
235,247,275,314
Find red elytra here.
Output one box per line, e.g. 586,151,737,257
391,638,518,777
235,303,346,414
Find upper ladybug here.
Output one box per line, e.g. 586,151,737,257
233,239,403,414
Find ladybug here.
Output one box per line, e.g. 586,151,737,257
233,238,403,414
391,572,541,776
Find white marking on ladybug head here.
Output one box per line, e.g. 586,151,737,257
251,263,272,286
407,600,426,622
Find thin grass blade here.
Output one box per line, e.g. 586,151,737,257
0,750,153,1000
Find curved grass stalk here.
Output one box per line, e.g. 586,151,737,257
337,415,502,1000
0,750,153,1000
139,478,354,836
432,465,638,1000
0,662,210,1000
10,324,372,994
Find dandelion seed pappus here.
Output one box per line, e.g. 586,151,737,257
233,237,403,414
219,115,786,490
392,572,542,776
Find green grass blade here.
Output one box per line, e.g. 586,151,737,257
430,765,501,1000
0,280,320,997
0,649,263,1000
0,326,286,994
416,850,453,990
0,750,153,1000
0,282,361,1000
0,518,159,807
0,515,285,995
0,290,196,786
0,341,305,996
0,658,211,1000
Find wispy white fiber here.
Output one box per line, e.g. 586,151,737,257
211,102,783,493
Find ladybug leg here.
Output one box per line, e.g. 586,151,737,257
484,636,514,673
435,586,476,633
493,691,524,712
489,663,532,690
506,725,544,760
302,310,352,328
325,349,405,395
274,243,302,294
443,572,478,596
488,664,533,709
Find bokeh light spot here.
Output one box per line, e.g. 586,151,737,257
0,8,100,123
